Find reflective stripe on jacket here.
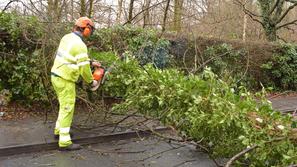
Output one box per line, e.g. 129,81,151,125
51,32,93,83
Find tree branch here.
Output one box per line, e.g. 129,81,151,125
224,145,257,167
224,136,297,167
269,0,281,15
277,18,297,29
232,0,264,26
233,0,262,17
1,0,17,13
276,2,297,24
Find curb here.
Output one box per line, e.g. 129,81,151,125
0,127,169,157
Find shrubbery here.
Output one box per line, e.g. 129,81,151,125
0,13,45,102
90,25,172,69
201,43,256,89
262,43,297,90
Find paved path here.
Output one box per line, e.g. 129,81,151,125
0,112,162,148
0,136,218,167
1,96,297,167
1,96,297,148
270,96,297,114
0,116,115,147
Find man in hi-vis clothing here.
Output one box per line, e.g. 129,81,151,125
51,17,100,151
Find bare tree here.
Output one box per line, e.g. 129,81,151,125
116,0,124,23
173,0,184,32
242,0,250,41
143,0,151,27
127,0,135,24
88,0,94,18
1,0,18,13
162,0,171,32
80,0,86,16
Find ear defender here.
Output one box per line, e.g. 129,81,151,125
83,27,91,37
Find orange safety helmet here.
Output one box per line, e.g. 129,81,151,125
75,17,95,37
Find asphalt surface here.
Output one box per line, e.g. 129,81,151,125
0,136,218,167
270,96,297,113
1,95,296,167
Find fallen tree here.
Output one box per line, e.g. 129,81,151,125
98,53,297,166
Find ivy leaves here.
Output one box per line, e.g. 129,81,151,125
0,13,45,101
262,43,297,90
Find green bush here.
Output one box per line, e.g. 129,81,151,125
199,43,259,90
0,13,45,101
134,39,171,69
203,44,245,76
262,43,297,90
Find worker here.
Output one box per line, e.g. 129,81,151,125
51,17,100,151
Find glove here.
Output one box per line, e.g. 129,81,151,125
90,80,100,91
90,60,101,68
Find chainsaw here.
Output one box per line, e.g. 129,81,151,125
90,63,114,91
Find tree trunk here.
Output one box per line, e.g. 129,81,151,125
242,0,253,41
173,0,183,32
108,7,112,27
116,0,123,23
80,0,86,17
162,0,171,32
264,24,277,41
53,0,59,17
242,12,247,41
47,0,53,21
71,0,74,21
55,0,64,22
127,0,135,24
143,0,151,27
88,0,94,18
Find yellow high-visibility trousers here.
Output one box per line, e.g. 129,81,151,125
51,76,76,147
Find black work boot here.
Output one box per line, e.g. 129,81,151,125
59,143,82,151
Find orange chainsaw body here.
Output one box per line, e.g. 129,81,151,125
93,68,105,81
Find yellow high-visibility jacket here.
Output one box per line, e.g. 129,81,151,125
51,32,93,83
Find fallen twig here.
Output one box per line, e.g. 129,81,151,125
112,111,139,132
224,145,257,167
89,148,146,154
225,137,297,167
267,91,295,100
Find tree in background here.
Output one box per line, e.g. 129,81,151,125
162,0,171,32
143,0,151,27
235,0,297,41
116,0,123,24
80,0,86,16
127,0,135,24
88,0,94,18
173,0,184,32
47,0,63,22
